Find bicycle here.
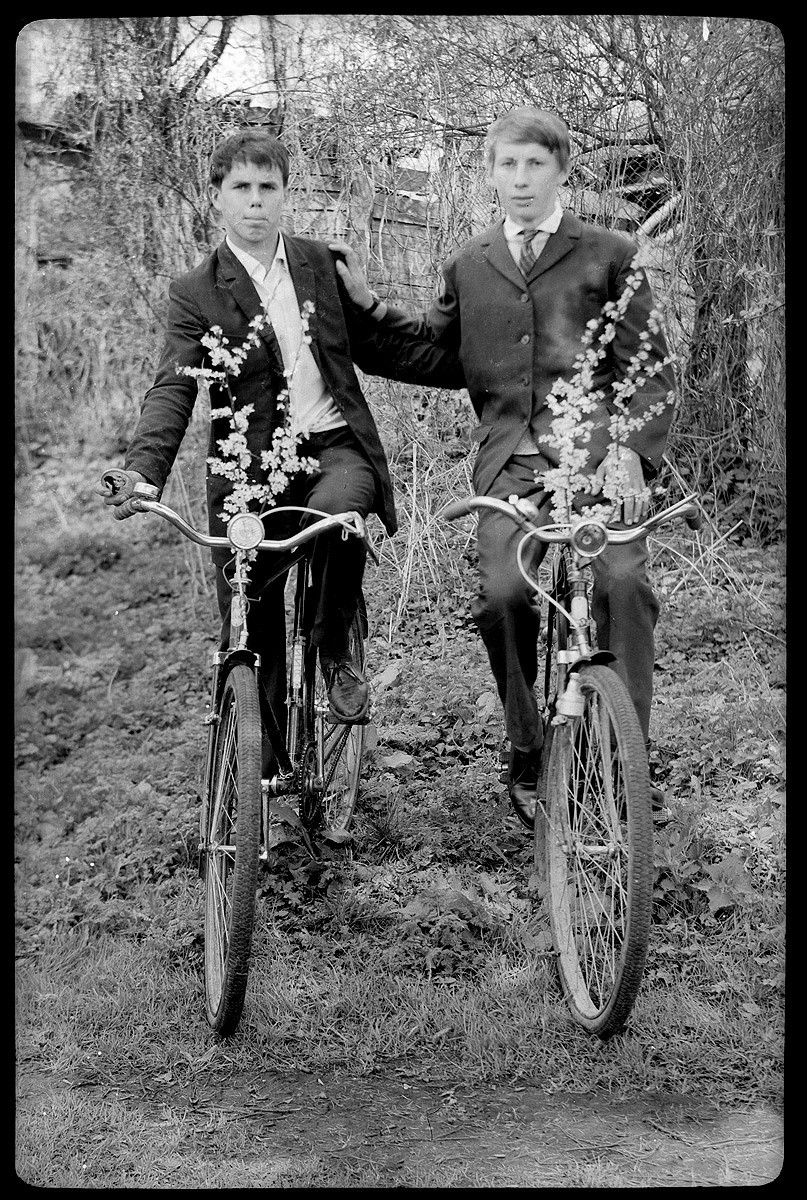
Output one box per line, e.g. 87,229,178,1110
442,491,702,1038
101,473,373,1036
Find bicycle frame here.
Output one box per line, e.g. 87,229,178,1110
114,487,374,860
440,488,704,1036
102,476,374,1033
442,491,702,723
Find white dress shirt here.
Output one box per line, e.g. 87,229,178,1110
226,234,346,436
503,202,564,269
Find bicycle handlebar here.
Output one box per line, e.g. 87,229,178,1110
140,498,374,555
441,493,703,545
99,473,376,558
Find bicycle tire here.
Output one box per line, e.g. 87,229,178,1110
203,663,262,1035
544,663,653,1038
303,612,367,832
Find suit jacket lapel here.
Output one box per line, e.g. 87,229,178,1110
215,240,284,372
482,213,583,287
282,235,325,377
526,212,581,280
482,221,525,290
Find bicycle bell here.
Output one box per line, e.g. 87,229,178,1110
227,511,265,551
570,518,609,558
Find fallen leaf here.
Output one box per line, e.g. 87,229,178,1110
371,664,402,692
380,750,415,769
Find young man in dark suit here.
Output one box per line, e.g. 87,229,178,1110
333,107,676,825
98,130,461,726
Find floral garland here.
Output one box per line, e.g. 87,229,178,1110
178,300,320,569
539,255,675,525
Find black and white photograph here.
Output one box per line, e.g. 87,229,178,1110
15,15,784,1187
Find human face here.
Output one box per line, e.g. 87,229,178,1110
208,160,287,256
488,140,568,228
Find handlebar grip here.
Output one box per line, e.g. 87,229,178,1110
441,499,474,520
101,469,128,495
100,471,160,501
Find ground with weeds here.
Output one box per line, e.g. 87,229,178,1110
15,455,785,1187
19,1067,782,1187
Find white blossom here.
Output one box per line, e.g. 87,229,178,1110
538,254,676,524
179,303,322,583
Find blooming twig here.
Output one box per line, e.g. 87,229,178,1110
178,299,320,576
539,257,675,525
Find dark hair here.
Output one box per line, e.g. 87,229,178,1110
209,130,290,189
485,107,571,174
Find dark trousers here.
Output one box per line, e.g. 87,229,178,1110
214,426,377,721
471,456,660,752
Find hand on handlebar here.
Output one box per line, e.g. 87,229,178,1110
591,446,650,526
96,469,155,520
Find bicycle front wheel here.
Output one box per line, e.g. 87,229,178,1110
544,663,653,1038
203,663,262,1035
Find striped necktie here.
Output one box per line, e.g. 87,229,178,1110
519,228,538,276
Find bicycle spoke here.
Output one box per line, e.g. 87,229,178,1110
202,665,261,1035
545,664,652,1036
303,613,366,832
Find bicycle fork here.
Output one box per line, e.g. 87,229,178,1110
554,556,593,722
198,647,262,874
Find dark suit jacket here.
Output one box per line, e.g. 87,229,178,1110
125,235,462,536
380,212,676,498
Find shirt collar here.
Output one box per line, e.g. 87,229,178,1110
503,202,564,241
226,232,286,282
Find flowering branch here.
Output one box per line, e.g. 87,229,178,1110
538,256,675,525
177,300,320,584
179,300,320,524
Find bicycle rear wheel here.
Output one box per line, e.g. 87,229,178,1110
203,663,262,1035
544,663,653,1038
305,612,367,832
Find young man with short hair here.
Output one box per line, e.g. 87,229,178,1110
99,130,461,728
333,106,676,825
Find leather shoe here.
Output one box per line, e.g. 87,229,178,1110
650,784,666,810
320,654,370,724
650,784,671,825
646,742,670,823
505,744,542,830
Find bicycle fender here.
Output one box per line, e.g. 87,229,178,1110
211,649,260,704
221,648,260,668
569,650,617,672
215,651,294,776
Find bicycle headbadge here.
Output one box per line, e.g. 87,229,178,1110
570,518,609,559
227,511,265,551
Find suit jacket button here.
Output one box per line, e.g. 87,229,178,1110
521,293,529,303
520,334,530,344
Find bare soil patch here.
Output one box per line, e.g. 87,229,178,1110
19,1066,783,1187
